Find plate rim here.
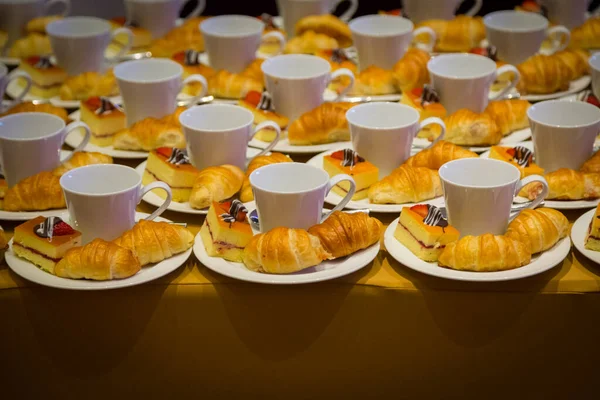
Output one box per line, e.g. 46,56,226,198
571,208,600,264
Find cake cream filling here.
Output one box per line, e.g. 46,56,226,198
398,221,445,250
13,242,61,262
145,169,193,190
205,219,244,250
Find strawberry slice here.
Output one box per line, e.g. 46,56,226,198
410,204,430,218
156,147,172,158
587,95,600,108
84,96,102,110
330,150,346,160
243,91,262,107
470,47,487,56
172,51,186,64
410,87,423,97
53,221,75,236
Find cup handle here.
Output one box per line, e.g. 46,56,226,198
248,121,281,159
60,121,91,163
182,0,205,19
322,174,356,222
330,68,355,101
5,70,32,105
489,64,521,100
44,0,70,16
546,25,571,54
139,182,173,221
412,27,437,52
337,0,359,22
419,117,446,149
181,74,208,106
261,31,286,56
106,27,133,62
464,0,482,16
510,175,549,221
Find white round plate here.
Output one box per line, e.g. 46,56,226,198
5,211,192,290
249,134,353,154
489,76,591,102
413,127,532,153
134,156,260,214
384,218,571,282
340,94,402,103
0,56,20,67
194,233,380,285
306,147,440,212
571,208,600,264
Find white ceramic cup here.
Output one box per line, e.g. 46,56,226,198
439,158,549,237
347,102,446,178
276,0,358,34
590,53,600,100
125,0,205,39
0,112,90,187
428,53,521,114
200,15,285,73
261,54,355,120
349,15,436,70
180,104,281,170
402,0,482,23
541,0,596,30
528,100,600,173
250,162,356,232
484,11,570,65
0,0,70,49
46,16,133,76
60,164,172,243
114,58,208,126
0,63,32,112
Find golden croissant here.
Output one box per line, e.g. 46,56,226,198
438,234,531,272
243,227,332,274
506,208,568,255
553,49,590,81
8,33,51,58
208,70,263,99
240,58,265,82
416,16,486,53
113,119,184,151
570,17,600,50
403,140,478,170
284,30,339,54
52,151,113,176
308,211,382,258
3,172,65,211
519,169,600,200
288,102,356,145
55,239,141,280
580,151,600,173
59,70,119,101
240,153,292,203
189,165,244,209
393,48,431,93
113,220,194,266
348,65,397,96
368,166,442,204
149,17,208,57
26,15,62,34
0,102,68,122
484,99,531,137
295,14,352,48
516,54,571,95
443,109,502,146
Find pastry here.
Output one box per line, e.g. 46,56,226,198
80,97,126,146
519,169,600,200
189,165,244,209
109,17,152,49
484,99,531,137
506,208,568,255
3,172,65,211
392,48,431,93
55,239,140,280
8,33,51,59
516,54,571,95
295,14,352,48
0,179,7,209
443,109,502,146
323,149,379,200
258,14,287,56
12,216,81,274
148,17,208,57
348,66,397,96
438,234,531,272
240,58,265,83
585,203,600,251
142,147,199,202
113,220,194,267
200,200,253,262
570,17,600,50
18,56,67,98
401,86,447,122
403,140,478,170
308,211,382,258
26,15,62,34
208,70,263,99
283,30,339,54
580,151,600,173
368,166,442,204
240,152,292,203
52,151,113,176
553,49,590,81
287,102,356,145
488,146,544,178
59,70,119,101
394,204,460,262
0,226,7,263
315,48,358,93
415,16,486,53
242,227,332,274
238,90,289,142
113,118,184,151
0,101,68,122
172,49,215,96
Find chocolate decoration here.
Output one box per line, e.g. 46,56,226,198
340,149,365,168
219,200,248,227
331,49,355,64
167,148,191,165
184,49,201,66
95,97,121,115
35,216,63,239
34,56,53,69
423,205,449,228
260,13,278,30
421,85,440,105
512,146,533,167
486,45,498,61
257,90,273,111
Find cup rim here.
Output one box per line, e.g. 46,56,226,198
179,104,254,132
60,164,141,197
527,100,600,129
113,58,183,83
589,53,600,71
349,14,414,37
0,112,65,141
261,54,331,80
439,158,521,189
346,102,420,130
249,162,329,194
46,16,111,38
427,53,497,79
484,10,548,32
200,14,264,37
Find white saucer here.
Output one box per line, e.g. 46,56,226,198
413,127,532,153
571,208,600,264
64,122,149,159
249,135,353,154
384,218,571,282
0,56,20,67
488,75,592,102
5,211,192,290
340,94,402,103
